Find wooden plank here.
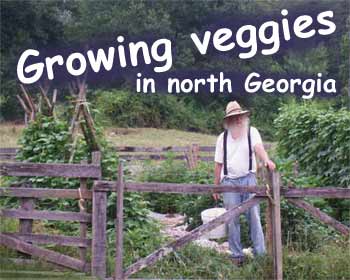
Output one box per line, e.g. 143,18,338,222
2,233,91,247
79,159,88,265
282,187,350,198
0,162,101,178
198,146,215,152
192,144,199,168
124,197,262,278
19,187,34,235
287,198,350,236
198,156,214,162
265,200,273,256
0,153,17,160
91,191,107,278
184,150,192,169
115,146,190,152
94,181,265,195
94,180,350,198
18,183,34,259
92,151,101,167
0,187,92,199
115,163,125,280
262,167,273,257
1,209,91,222
0,233,87,271
269,171,283,280
1,145,269,155
120,154,187,161
0,148,19,153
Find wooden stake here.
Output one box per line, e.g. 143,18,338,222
20,84,35,120
18,183,34,259
115,163,124,280
39,85,53,113
264,167,273,256
78,160,88,265
16,95,31,116
91,191,107,278
269,170,283,280
191,143,199,168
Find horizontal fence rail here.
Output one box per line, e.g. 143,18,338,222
94,181,350,198
0,144,271,162
1,209,92,222
0,186,92,199
2,233,92,248
0,162,101,178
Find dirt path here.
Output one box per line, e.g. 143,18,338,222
148,211,231,255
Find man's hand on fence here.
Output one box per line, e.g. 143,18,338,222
265,159,276,171
212,193,220,201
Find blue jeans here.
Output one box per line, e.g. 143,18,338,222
222,173,266,259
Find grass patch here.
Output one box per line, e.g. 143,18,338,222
0,122,24,147
0,124,217,148
132,243,272,279
129,241,349,279
105,127,217,147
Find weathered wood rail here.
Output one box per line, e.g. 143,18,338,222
93,164,349,280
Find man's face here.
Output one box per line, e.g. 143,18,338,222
226,114,245,127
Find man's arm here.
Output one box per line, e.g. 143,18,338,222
214,162,223,185
254,143,276,171
213,162,223,201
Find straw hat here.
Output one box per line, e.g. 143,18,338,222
223,101,249,119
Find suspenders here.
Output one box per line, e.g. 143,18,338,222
223,126,252,176
223,130,228,175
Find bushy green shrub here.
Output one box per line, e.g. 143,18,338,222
275,102,350,186
274,103,350,224
94,89,223,133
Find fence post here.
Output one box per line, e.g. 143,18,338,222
269,170,283,280
184,145,193,169
79,159,88,269
92,151,106,278
264,166,273,256
19,183,34,258
92,190,107,278
191,144,199,168
115,163,124,280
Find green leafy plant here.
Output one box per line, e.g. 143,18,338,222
5,115,158,241
275,103,350,222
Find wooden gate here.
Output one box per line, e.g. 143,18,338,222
0,152,101,273
93,163,350,280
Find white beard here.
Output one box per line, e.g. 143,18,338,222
227,118,249,138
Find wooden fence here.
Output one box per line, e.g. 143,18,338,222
0,152,102,274
93,163,349,280
0,143,271,168
1,159,349,280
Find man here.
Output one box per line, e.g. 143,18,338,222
213,101,276,266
